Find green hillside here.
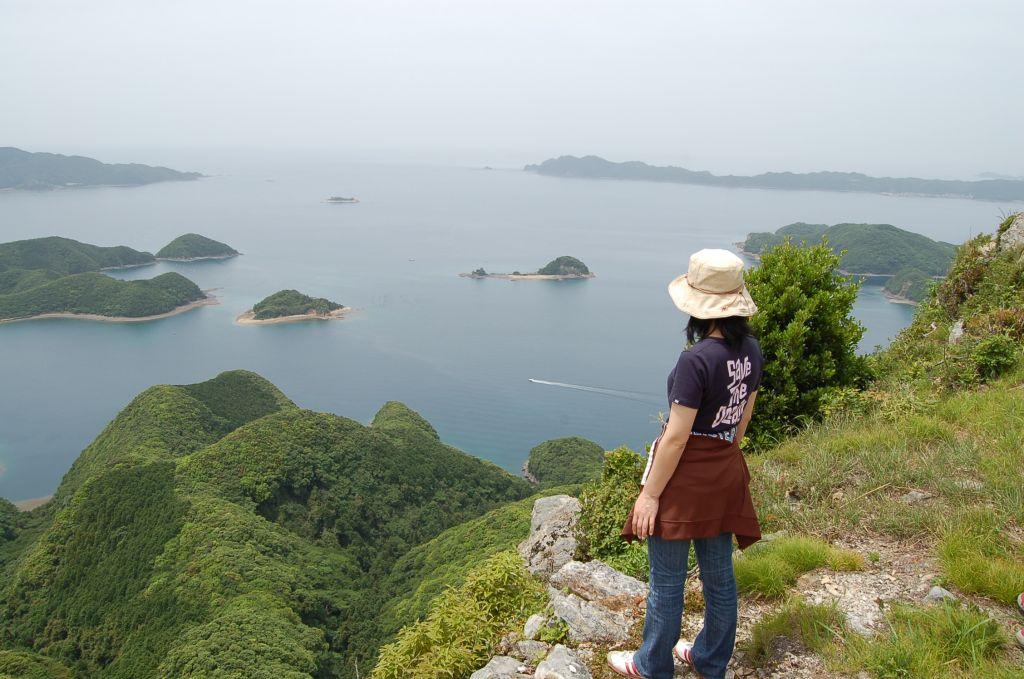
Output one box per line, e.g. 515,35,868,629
741,222,956,277
156,233,239,260
0,271,204,320
0,236,154,276
251,289,344,319
0,371,531,678
526,436,604,486
537,256,591,276
0,147,201,191
0,237,208,321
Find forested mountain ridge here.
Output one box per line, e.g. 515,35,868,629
0,147,201,190
0,371,532,678
526,155,1024,201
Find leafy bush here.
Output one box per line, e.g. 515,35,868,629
370,551,545,679
744,240,867,445
526,436,604,487
575,446,643,561
971,334,1019,381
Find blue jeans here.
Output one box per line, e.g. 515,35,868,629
633,533,737,679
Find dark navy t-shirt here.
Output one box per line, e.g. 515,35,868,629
667,335,763,437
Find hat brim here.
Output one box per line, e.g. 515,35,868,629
668,275,758,319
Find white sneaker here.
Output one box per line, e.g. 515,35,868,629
673,640,706,677
606,650,645,678
1016,628,1024,650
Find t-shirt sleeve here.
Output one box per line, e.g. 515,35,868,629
669,350,706,408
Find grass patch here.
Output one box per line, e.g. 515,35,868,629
734,536,863,597
938,510,1024,606
742,597,846,665
843,601,1011,678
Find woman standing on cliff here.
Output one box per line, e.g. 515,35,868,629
607,249,763,679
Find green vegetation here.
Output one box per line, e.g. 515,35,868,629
537,255,591,276
371,551,545,679
251,289,344,319
883,266,932,302
526,436,604,487
843,601,1011,678
734,536,863,598
0,146,201,190
575,446,644,564
744,240,867,446
156,233,238,260
525,155,1024,201
742,597,846,665
0,649,74,679
0,370,531,678
0,271,205,320
0,236,208,321
741,223,956,277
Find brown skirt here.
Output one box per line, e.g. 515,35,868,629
621,433,761,549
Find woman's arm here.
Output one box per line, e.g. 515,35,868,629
631,402,697,539
734,391,758,444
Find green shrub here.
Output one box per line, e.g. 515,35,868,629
0,649,74,679
370,551,545,679
744,240,867,446
971,334,1019,381
575,446,643,561
526,436,604,487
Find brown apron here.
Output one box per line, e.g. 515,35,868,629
620,430,761,549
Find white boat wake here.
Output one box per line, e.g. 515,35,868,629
529,379,662,404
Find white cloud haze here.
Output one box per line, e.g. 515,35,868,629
2,0,1021,176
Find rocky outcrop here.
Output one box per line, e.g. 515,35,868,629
546,559,647,644
998,212,1024,250
469,655,532,679
534,644,593,679
517,495,581,579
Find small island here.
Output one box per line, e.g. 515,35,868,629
0,146,201,191
236,289,349,325
326,196,359,203
0,236,215,323
156,233,239,261
738,223,955,304
461,256,594,280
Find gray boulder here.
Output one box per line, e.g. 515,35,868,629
470,656,529,679
523,613,548,640
512,640,551,664
518,495,581,579
923,585,957,604
948,319,965,344
548,586,633,644
535,644,593,679
550,559,647,606
998,213,1024,250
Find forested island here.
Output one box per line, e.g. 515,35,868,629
740,223,956,303
156,233,239,261
0,147,202,191
462,255,594,280
525,155,1024,202
0,237,213,323
237,289,348,324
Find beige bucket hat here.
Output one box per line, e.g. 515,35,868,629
668,249,757,319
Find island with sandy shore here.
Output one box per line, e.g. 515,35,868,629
461,255,594,280
236,289,349,325
156,233,240,261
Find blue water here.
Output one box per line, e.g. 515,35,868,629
0,153,1010,501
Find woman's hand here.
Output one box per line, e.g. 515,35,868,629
631,490,659,539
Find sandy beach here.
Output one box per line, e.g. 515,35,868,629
0,292,219,325
14,495,52,511
156,253,239,262
235,306,351,325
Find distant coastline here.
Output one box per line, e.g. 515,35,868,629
525,155,1024,202
0,292,219,325
155,253,239,263
459,272,594,281
235,307,351,325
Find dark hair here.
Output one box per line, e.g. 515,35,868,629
686,315,753,349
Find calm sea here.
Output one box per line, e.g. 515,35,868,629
0,153,1010,501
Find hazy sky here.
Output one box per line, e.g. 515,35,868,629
2,1,1022,176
